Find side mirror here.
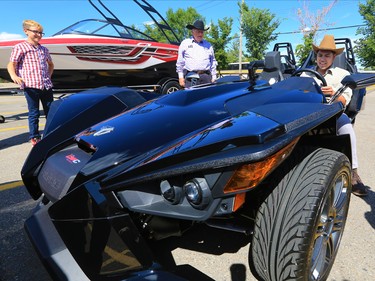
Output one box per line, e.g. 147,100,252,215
248,60,265,87
341,73,375,90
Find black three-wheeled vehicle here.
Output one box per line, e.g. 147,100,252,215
21,38,374,281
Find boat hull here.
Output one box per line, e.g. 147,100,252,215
0,36,179,90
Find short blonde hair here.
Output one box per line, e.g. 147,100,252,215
23,20,43,31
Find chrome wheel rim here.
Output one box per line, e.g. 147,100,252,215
310,170,350,280
166,86,180,94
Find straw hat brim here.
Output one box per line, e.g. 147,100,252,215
312,44,345,55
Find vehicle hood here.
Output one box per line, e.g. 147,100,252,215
22,78,345,199
75,79,337,177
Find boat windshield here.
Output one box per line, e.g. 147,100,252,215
53,19,155,41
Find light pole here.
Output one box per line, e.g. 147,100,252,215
239,0,244,76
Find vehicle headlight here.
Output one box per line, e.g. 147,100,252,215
184,181,201,204
183,178,210,209
160,180,182,204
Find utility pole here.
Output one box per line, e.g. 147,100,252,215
238,0,244,76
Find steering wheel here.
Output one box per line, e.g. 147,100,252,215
292,68,327,86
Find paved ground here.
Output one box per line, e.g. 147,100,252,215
0,87,374,280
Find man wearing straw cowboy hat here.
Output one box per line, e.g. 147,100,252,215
303,34,368,196
176,19,217,88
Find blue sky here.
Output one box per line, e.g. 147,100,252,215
0,0,366,51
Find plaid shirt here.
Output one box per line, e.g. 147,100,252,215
9,41,53,90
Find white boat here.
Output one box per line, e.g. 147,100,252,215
0,0,181,94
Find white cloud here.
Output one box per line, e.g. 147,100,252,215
143,21,155,26
0,32,24,41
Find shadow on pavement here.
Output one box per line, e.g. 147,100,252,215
0,183,52,281
150,223,251,281
230,264,247,281
1,111,28,121
0,132,29,149
361,185,375,230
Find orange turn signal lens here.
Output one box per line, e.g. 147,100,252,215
223,139,298,194
233,192,246,212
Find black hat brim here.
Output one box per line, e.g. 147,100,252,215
186,24,209,31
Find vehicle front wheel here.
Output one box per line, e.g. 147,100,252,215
250,148,352,281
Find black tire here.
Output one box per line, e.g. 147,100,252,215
161,80,181,95
0,115,4,123
250,147,352,281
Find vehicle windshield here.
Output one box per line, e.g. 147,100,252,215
53,19,155,41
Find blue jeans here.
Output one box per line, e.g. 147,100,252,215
24,87,53,139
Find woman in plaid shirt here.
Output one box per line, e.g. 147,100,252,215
7,19,54,146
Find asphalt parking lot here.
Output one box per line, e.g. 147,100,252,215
0,86,374,281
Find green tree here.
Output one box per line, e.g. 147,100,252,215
143,7,203,43
226,36,242,63
206,17,234,70
142,7,234,70
355,0,375,69
241,2,281,61
295,33,314,64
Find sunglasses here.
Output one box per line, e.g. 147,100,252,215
27,29,45,36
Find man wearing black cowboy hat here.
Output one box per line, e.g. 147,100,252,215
176,19,217,88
